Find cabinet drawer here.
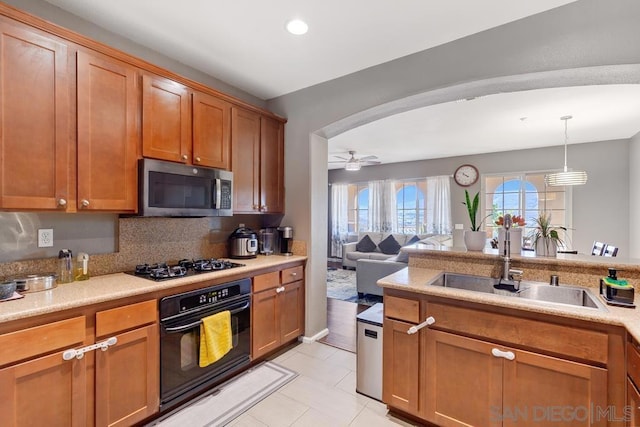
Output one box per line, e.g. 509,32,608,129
628,340,640,388
428,302,608,364
0,316,85,366
281,266,303,284
254,271,280,292
384,295,420,324
96,300,157,337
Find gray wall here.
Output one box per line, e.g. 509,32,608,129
268,0,640,338
328,139,630,256
630,131,640,257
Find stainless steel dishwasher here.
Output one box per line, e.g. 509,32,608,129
356,303,383,400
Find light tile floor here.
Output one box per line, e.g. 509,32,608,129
229,341,419,427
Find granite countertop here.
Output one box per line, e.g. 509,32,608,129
378,266,640,342
0,255,306,324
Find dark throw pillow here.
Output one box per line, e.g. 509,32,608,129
356,234,377,253
405,235,420,245
378,234,401,255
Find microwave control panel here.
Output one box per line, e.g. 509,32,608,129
219,180,232,209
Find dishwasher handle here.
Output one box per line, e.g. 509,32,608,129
163,301,250,333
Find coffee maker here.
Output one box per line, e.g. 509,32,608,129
277,226,293,256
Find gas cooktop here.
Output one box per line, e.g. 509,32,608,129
129,258,245,281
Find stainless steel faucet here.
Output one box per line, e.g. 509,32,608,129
500,214,523,290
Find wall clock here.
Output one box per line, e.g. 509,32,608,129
453,164,479,187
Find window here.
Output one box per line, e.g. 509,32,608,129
396,182,426,234
484,173,569,248
347,184,368,232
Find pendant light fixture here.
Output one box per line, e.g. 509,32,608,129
544,115,588,186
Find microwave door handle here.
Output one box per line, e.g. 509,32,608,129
214,178,222,208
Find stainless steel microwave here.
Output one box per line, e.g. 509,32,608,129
138,158,233,217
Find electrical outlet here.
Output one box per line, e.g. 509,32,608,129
38,229,53,248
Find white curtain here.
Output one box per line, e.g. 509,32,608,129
368,180,397,232
425,175,452,234
330,183,349,257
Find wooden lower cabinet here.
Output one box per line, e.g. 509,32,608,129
0,300,158,427
382,318,420,416
251,266,304,360
95,322,159,427
424,330,607,427
627,378,640,427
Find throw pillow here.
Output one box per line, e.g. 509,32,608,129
405,235,420,245
356,234,377,253
378,234,401,255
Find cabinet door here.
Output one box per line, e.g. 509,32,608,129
95,323,159,427
628,378,640,427
260,116,284,213
0,351,86,427
280,280,304,343
382,318,420,416
424,330,502,427
252,288,280,359
193,91,231,170
77,50,138,212
231,107,261,213
0,21,72,210
502,348,608,427
142,74,190,163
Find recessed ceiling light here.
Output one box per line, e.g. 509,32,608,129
286,19,308,35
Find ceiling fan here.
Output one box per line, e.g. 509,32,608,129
329,150,381,171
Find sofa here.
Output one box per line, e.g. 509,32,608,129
342,231,452,269
356,257,408,297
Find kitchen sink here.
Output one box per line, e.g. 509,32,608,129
430,273,606,311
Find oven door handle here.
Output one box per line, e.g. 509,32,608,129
163,301,250,333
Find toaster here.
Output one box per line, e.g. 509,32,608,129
600,268,635,308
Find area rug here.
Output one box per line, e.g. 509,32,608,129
152,361,297,427
326,268,383,306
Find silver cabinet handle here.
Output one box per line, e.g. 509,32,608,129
291,272,297,277
62,336,117,361
81,199,90,208
57,198,67,207
276,286,285,293
182,154,188,160
407,316,435,335
491,348,515,361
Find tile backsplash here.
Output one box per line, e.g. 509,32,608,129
0,213,298,279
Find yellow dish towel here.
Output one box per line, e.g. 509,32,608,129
199,310,233,368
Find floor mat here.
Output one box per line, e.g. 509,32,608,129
151,361,297,427
326,268,383,306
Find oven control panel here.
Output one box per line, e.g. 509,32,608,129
179,284,241,313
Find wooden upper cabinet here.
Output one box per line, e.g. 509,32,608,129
231,106,285,214
232,107,261,213
142,74,191,163
77,50,139,212
260,116,285,214
193,91,231,170
0,20,72,211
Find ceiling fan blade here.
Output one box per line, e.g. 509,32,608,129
331,155,349,161
359,155,378,161
328,160,347,163
361,160,381,166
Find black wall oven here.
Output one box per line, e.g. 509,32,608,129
159,278,251,409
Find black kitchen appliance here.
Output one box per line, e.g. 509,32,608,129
159,278,251,410
277,226,293,256
128,258,245,281
228,225,258,259
138,158,233,217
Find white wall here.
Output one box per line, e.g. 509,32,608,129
329,139,630,256
268,0,640,338
630,131,640,257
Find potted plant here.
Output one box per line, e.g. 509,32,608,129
495,214,525,254
529,212,566,257
462,190,488,251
